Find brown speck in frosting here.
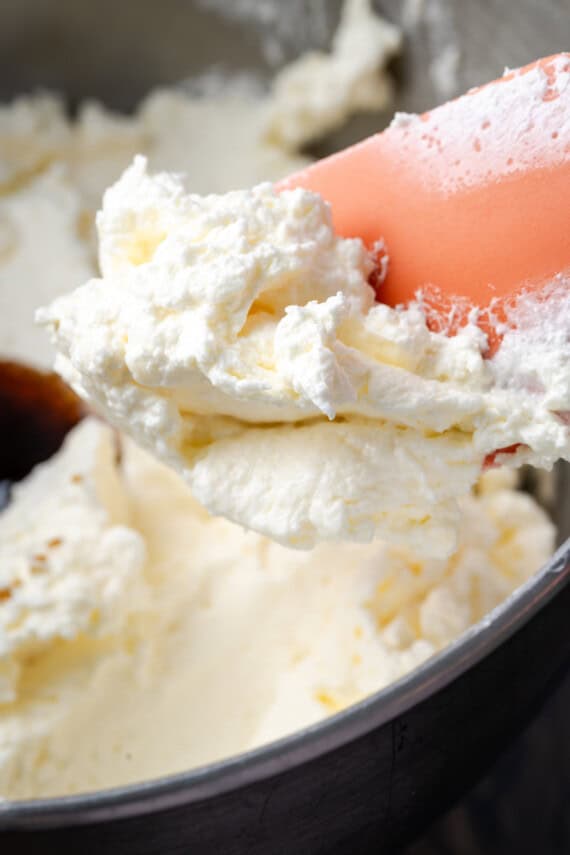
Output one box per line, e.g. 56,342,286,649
30,562,47,575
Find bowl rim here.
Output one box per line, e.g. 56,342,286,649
1,537,569,830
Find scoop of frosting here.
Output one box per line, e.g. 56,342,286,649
38,157,570,554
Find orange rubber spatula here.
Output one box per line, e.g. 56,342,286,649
279,54,570,353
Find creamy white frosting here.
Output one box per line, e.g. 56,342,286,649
267,0,401,149
0,419,147,705
39,159,570,553
390,54,570,195
0,167,93,365
0,93,70,191
0,425,554,797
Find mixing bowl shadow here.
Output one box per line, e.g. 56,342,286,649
0,1,569,852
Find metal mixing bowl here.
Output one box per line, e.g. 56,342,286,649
0,2,569,853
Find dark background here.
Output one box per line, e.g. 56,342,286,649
407,672,570,855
